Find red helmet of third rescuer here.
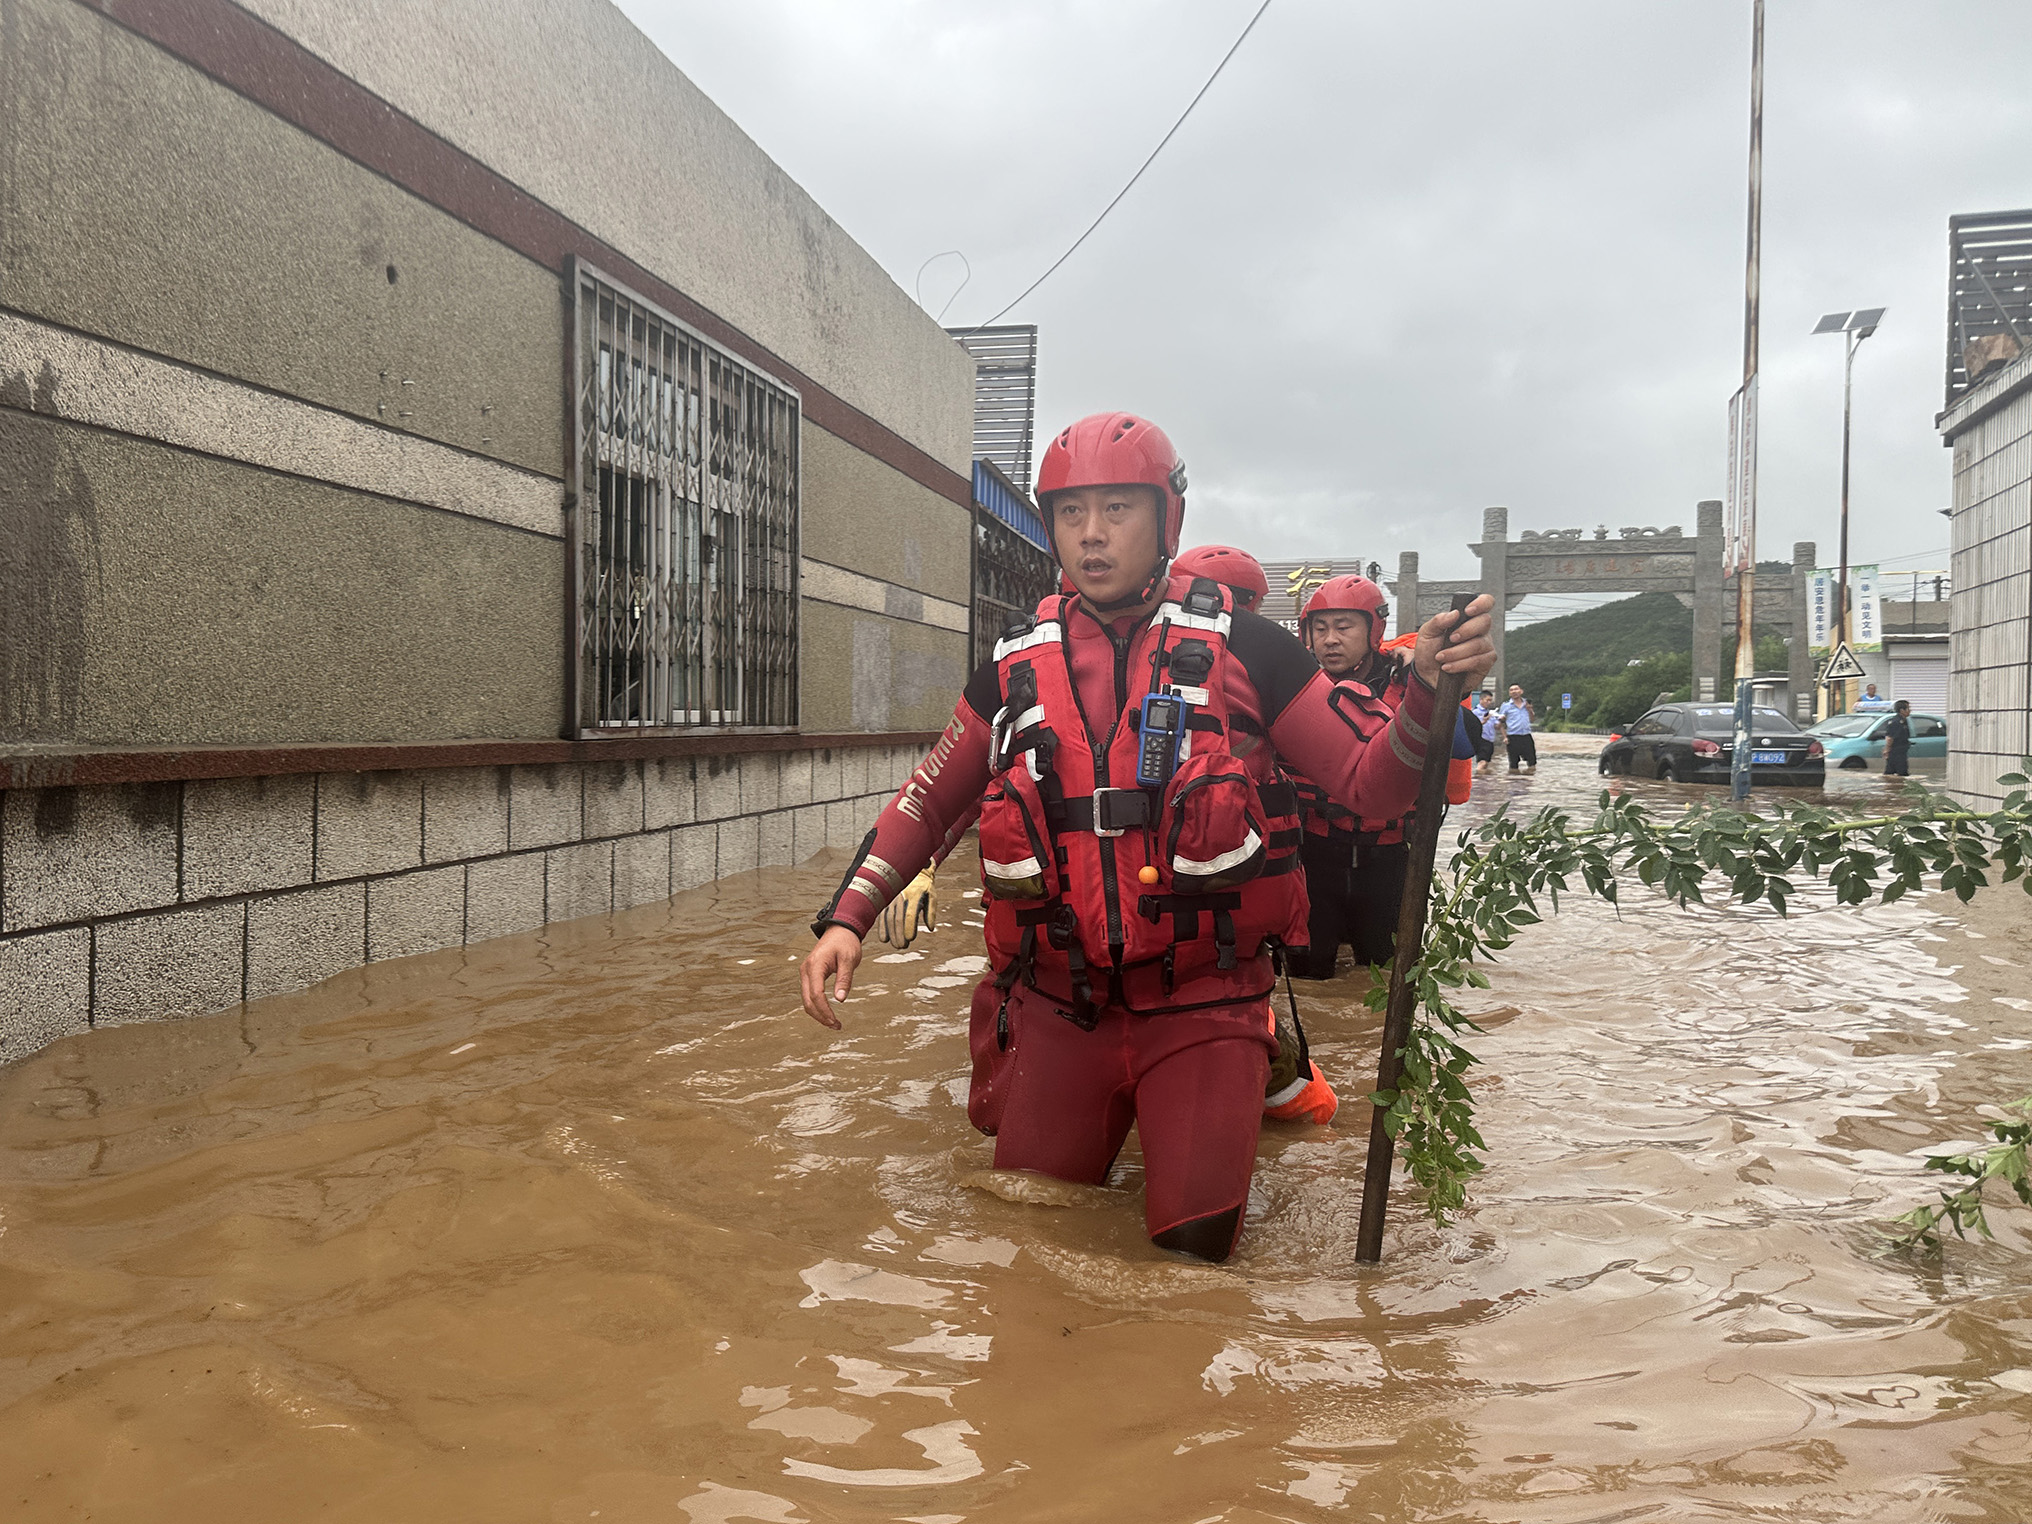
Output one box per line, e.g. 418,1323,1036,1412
1034,412,1188,560
1300,574,1390,636
1172,545,1269,611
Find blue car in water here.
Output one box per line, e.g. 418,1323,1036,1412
1807,711,1948,770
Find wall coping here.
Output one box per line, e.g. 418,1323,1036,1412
1,732,939,791
1939,346,2032,441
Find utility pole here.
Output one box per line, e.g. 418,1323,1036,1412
1728,0,1763,800
1837,324,1856,710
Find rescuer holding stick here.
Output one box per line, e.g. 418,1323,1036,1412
800,413,1495,1261
1289,577,1474,978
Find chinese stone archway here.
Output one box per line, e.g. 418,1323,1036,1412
1389,504,1816,718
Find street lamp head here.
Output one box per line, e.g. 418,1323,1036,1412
1813,308,1886,339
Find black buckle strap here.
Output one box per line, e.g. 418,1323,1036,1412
1056,790,1153,834
1258,779,1298,816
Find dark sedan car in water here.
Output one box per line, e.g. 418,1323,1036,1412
1598,703,1825,786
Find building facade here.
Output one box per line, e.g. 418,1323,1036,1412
1940,210,2032,807
0,0,975,1058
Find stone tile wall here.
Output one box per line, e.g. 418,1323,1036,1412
0,743,921,1062
1945,373,2032,807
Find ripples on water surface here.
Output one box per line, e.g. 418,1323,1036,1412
2,757,2030,1521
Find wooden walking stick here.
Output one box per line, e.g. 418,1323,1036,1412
1355,593,1474,1264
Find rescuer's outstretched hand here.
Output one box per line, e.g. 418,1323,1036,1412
801,925,864,1029
1411,593,1498,689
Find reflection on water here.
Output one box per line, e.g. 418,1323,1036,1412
2,756,2030,1521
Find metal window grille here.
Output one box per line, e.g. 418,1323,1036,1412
972,508,1056,670
570,261,799,734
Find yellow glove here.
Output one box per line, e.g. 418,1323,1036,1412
879,868,938,948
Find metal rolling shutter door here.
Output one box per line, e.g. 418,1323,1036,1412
1888,651,1949,714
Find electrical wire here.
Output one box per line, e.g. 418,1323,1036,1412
1870,545,1949,569
951,0,1275,336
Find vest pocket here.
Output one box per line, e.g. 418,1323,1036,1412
979,766,1058,902
1163,757,1267,892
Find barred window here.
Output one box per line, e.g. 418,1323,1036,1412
570,261,799,733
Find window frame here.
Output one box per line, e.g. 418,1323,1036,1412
567,259,801,737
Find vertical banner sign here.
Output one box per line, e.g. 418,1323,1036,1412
1725,388,1743,563
1852,564,1882,652
1724,377,1758,569
1806,570,1834,655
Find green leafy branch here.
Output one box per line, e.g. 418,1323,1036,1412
1368,767,2032,1233
1888,1098,2032,1251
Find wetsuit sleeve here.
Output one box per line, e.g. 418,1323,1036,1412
1228,610,1435,822
813,664,998,938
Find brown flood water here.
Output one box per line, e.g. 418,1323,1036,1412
3,757,2031,1523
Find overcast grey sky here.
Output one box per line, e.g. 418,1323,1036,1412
615,0,2030,587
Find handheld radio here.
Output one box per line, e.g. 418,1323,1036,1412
1136,691,1188,788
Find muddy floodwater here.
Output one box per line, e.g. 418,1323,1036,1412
3,756,2031,1522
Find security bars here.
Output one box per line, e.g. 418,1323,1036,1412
571,262,799,734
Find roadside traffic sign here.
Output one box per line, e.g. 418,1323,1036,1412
1561,693,1572,709
1819,642,1867,683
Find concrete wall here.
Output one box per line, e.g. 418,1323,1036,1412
0,744,922,1061
0,405,563,746
797,423,974,729
0,0,976,749
236,0,976,475
1942,349,2032,807
0,0,565,477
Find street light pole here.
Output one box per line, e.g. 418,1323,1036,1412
1811,306,1883,717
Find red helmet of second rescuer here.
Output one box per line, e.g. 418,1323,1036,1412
1172,545,1269,611
1299,574,1390,637
1034,412,1188,560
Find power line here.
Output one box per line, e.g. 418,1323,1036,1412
951,0,1275,336
1870,545,1949,568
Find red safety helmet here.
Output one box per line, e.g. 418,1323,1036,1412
1034,412,1188,560
1172,545,1269,611
1299,574,1390,638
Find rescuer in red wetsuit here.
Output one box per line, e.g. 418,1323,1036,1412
1290,575,1473,979
1170,544,1337,1126
799,413,1496,1262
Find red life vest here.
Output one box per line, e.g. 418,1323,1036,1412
975,577,1309,1023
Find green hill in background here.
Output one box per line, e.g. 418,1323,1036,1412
1502,591,1786,730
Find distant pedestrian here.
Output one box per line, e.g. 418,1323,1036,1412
1500,684,1537,773
1475,692,1501,775
1857,682,1891,712
1883,699,1912,776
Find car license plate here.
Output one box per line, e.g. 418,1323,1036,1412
1752,749,1786,765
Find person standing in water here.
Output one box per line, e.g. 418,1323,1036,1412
1500,683,1536,773
799,412,1497,1262
1883,699,1913,777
